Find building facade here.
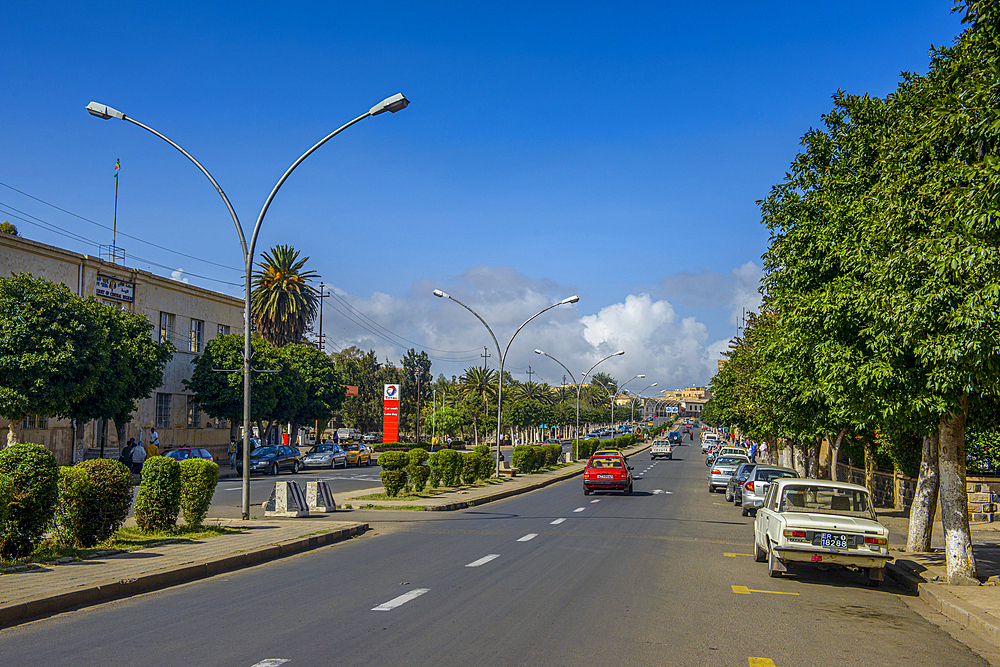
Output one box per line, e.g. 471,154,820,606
1,233,244,464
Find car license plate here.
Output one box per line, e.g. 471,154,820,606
818,533,848,549
597,474,612,479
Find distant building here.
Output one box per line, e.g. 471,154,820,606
1,233,244,464
660,386,712,401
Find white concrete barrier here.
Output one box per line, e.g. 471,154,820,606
263,480,309,517
305,480,336,512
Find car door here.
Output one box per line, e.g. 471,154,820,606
756,484,777,547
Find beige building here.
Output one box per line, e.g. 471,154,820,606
660,386,712,402
1,233,244,465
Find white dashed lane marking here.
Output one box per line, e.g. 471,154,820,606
251,661,290,667
372,588,431,611
517,533,538,542
590,499,601,503
573,507,586,512
466,554,501,567
550,518,566,525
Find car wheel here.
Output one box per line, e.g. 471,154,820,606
735,493,742,507
624,483,633,496
725,487,733,502
365,457,370,467
667,454,672,459
767,543,783,578
741,506,750,517
270,462,278,476
583,487,591,496
329,459,336,469
754,539,767,563
709,483,715,493
292,462,299,474
866,568,882,588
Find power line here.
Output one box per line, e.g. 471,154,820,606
0,181,242,272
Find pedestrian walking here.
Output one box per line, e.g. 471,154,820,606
131,437,147,474
228,437,238,469
119,438,136,467
150,428,159,452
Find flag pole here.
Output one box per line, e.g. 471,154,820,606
113,158,119,250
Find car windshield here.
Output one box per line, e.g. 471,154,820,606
165,450,189,459
589,457,623,469
308,445,334,454
251,446,277,457
343,444,360,451
756,469,798,483
778,484,875,519
715,456,747,467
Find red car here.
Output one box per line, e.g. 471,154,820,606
583,454,634,496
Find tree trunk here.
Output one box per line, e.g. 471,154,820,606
793,440,807,477
113,419,128,453
819,432,833,479
73,419,87,463
830,428,846,482
864,442,877,499
7,416,24,447
906,433,939,552
938,399,978,585
809,436,821,477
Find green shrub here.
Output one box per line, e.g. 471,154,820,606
427,451,442,488
178,458,219,527
380,470,408,497
450,440,465,449
133,456,181,532
476,451,494,480
377,451,409,470
437,448,462,486
474,444,490,458
512,445,536,474
544,444,561,466
0,473,13,534
77,458,133,545
0,443,59,559
406,448,430,493
407,448,429,466
52,466,89,548
461,453,479,484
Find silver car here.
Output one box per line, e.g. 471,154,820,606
708,455,749,493
739,465,798,516
300,444,348,469
725,462,757,503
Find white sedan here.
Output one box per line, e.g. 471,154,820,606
753,478,891,587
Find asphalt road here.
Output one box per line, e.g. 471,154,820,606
2,431,990,667
209,461,384,513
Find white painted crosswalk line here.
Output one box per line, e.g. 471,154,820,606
372,588,431,611
550,518,566,525
466,554,500,567
573,507,585,512
251,659,290,666
517,533,538,542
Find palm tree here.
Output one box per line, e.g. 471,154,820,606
510,381,556,405
251,244,319,347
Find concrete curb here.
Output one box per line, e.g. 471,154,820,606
885,561,1000,648
0,523,368,630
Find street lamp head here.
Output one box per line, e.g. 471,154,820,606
615,350,625,356
534,349,544,355
560,295,580,305
651,382,658,387
638,374,645,378
432,289,449,299
369,93,410,115
86,101,124,120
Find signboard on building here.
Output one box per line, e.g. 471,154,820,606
342,385,359,397
382,384,400,444
95,274,135,303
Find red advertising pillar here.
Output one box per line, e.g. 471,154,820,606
383,384,400,444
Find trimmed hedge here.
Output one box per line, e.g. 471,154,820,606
378,451,409,496
77,459,133,546
0,472,13,538
52,466,89,548
377,451,409,470
134,456,181,531
0,443,59,559
512,445,536,473
407,448,430,493
437,448,462,486
179,458,219,527
427,451,442,488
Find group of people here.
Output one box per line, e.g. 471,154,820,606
118,428,159,474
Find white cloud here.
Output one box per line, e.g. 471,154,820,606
171,268,189,284
320,264,760,388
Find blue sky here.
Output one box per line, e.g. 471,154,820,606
0,1,964,389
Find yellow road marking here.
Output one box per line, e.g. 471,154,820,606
749,659,777,667
724,553,752,557
712,502,724,505
732,585,799,596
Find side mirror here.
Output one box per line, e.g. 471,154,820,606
629,466,634,470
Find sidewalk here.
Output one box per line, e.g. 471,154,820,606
0,516,367,630
879,511,1000,648
334,440,651,511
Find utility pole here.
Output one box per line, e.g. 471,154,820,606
316,282,331,352
526,366,535,382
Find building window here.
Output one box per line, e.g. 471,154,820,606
186,395,201,428
23,414,48,429
217,324,230,336
214,418,229,430
190,319,204,353
155,393,172,429
159,312,176,346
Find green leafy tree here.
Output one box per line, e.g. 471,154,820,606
250,244,319,347
280,343,345,440
0,274,109,446
400,349,431,440
0,222,17,236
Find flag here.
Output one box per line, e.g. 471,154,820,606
114,159,120,177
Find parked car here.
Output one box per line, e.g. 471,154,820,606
708,455,750,492
237,445,302,476
337,428,362,443
753,478,890,586
163,447,215,462
583,453,634,496
725,462,757,502
363,432,381,444
342,442,371,467
542,439,562,446
739,466,799,516
301,444,347,469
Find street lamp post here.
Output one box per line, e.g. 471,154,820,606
535,349,624,461
88,94,409,519
629,382,658,425
433,290,579,474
